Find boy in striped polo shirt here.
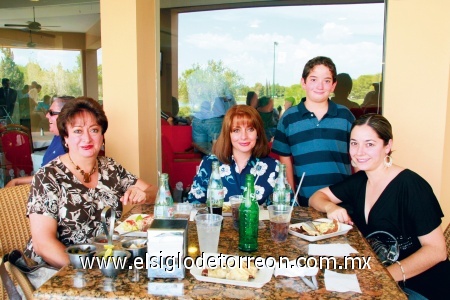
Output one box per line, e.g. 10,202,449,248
272,56,355,206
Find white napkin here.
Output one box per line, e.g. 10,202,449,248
189,209,198,221
259,210,269,221
324,269,361,293
308,244,358,257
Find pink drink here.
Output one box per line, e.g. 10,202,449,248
269,220,290,242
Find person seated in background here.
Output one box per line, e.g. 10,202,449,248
24,97,157,268
309,114,450,299
192,95,236,150
246,91,258,108
257,96,278,142
361,81,382,109
161,96,191,126
331,73,360,109
6,96,75,187
188,105,279,205
35,95,51,113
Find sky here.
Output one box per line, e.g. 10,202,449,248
178,3,385,86
3,3,384,88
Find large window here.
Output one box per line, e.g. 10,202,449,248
0,48,82,131
161,3,385,118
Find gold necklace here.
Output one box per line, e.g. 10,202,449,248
68,154,97,183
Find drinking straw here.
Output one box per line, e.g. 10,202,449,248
291,172,305,209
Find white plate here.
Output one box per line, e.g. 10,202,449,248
289,218,352,242
190,254,274,288
115,214,152,235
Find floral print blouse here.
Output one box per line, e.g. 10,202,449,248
188,155,279,205
25,156,137,263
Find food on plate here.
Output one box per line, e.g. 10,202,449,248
295,219,340,236
119,214,153,232
201,261,258,281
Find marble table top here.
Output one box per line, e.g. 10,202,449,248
33,205,406,299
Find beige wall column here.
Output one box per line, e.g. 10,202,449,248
100,0,160,185
83,49,99,100
384,0,450,226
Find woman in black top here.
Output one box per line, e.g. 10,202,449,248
310,114,450,299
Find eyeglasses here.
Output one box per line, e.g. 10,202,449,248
47,110,60,116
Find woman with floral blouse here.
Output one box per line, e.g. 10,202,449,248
188,105,279,205
25,97,156,269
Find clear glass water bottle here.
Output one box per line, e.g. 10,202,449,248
206,161,224,215
154,173,174,219
272,163,292,205
238,174,259,252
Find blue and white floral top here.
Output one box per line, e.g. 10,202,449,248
188,155,279,205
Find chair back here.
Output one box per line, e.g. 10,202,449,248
444,222,450,259
0,184,34,300
0,130,34,179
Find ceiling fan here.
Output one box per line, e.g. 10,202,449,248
11,30,37,48
4,6,59,37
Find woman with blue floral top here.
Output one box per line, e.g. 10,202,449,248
188,105,279,205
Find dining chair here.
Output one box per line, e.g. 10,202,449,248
0,184,34,300
0,129,34,181
444,222,450,259
4,124,34,153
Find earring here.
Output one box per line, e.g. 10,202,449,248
384,155,393,168
65,142,68,148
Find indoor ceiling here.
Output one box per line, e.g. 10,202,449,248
0,0,100,34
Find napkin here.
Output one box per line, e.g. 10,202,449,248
308,244,358,257
324,269,361,293
259,210,269,221
189,209,198,221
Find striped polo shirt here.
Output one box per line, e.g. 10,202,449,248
272,99,355,206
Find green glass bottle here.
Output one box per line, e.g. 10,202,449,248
238,174,259,252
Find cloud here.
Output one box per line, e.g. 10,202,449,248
316,22,352,42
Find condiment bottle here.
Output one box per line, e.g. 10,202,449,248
272,163,292,205
206,161,224,216
238,174,259,252
154,173,174,219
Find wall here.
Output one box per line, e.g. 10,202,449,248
384,0,450,226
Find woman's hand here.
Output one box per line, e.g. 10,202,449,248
325,204,353,225
121,185,147,205
309,188,353,225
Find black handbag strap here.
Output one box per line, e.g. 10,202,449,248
1,254,22,300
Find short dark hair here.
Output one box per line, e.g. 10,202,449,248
2,78,9,85
212,105,269,164
302,56,337,83
57,97,108,151
352,114,393,155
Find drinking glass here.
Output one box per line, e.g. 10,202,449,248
229,195,243,231
268,205,292,242
195,213,223,253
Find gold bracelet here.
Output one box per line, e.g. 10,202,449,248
395,261,406,284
